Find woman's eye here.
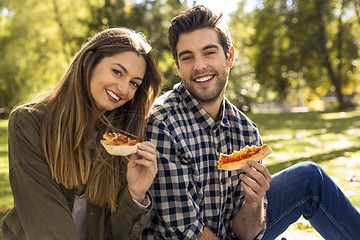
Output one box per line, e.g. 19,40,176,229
112,69,123,76
130,81,139,88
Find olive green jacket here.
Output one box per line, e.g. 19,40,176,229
1,105,152,240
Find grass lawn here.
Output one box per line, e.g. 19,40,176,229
248,110,360,239
0,120,11,240
0,110,359,239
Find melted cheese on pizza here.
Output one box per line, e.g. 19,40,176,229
218,145,267,164
102,132,138,146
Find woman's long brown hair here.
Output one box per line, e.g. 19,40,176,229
38,28,162,212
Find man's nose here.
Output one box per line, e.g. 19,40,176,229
193,57,207,71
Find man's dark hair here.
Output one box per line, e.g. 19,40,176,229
168,5,232,63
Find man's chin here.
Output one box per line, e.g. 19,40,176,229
193,92,222,104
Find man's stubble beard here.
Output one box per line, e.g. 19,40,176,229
185,68,229,104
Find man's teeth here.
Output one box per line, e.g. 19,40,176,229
106,89,120,101
195,76,212,82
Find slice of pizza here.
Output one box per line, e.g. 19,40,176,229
100,132,139,156
217,144,272,171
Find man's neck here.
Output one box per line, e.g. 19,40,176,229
198,96,223,121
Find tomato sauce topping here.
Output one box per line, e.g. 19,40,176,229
103,132,138,146
219,145,266,164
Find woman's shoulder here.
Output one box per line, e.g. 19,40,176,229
8,102,45,130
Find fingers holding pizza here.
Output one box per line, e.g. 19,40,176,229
240,160,272,204
127,141,158,203
217,145,272,170
100,132,158,203
218,145,273,204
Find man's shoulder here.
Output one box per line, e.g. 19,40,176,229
149,85,186,121
224,99,259,128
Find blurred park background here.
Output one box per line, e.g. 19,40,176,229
1,0,360,239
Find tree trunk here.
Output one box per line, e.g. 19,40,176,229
354,0,360,24
316,0,345,109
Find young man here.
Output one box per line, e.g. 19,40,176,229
141,5,360,240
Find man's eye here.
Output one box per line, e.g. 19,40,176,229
180,56,193,61
205,51,216,56
112,69,123,76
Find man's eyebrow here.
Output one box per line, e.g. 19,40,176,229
203,44,220,51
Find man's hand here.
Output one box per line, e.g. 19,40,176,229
232,160,271,240
198,227,219,240
240,160,271,204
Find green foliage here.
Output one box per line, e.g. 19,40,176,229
0,0,85,115
235,0,360,109
1,0,360,114
0,0,188,117
0,120,10,240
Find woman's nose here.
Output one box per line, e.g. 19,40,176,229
117,79,130,95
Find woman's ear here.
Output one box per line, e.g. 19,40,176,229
226,47,235,68
83,51,93,68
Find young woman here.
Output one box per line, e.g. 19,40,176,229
1,27,162,240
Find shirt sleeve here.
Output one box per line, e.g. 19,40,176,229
132,194,151,208
4,107,81,239
141,118,205,239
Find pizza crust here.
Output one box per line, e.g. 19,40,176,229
100,132,139,156
217,145,272,171
101,140,139,156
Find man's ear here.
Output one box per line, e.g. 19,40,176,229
227,46,235,68
175,59,182,77
175,59,180,70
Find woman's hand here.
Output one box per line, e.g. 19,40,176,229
127,141,157,203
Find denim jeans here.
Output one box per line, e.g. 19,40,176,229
262,162,360,240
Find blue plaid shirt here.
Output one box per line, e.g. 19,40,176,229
141,82,266,239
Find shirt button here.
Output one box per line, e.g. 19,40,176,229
90,212,94,216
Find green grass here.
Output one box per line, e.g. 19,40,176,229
0,120,10,240
0,110,359,239
247,110,360,209
247,110,360,239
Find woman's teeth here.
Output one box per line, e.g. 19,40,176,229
106,89,120,101
195,75,212,82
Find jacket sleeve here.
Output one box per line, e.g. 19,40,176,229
3,107,81,239
110,187,153,240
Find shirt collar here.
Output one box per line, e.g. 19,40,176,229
175,82,230,131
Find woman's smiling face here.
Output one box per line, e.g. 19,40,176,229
89,51,146,114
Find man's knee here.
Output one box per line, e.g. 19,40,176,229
289,161,325,183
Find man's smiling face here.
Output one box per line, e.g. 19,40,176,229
175,28,234,105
